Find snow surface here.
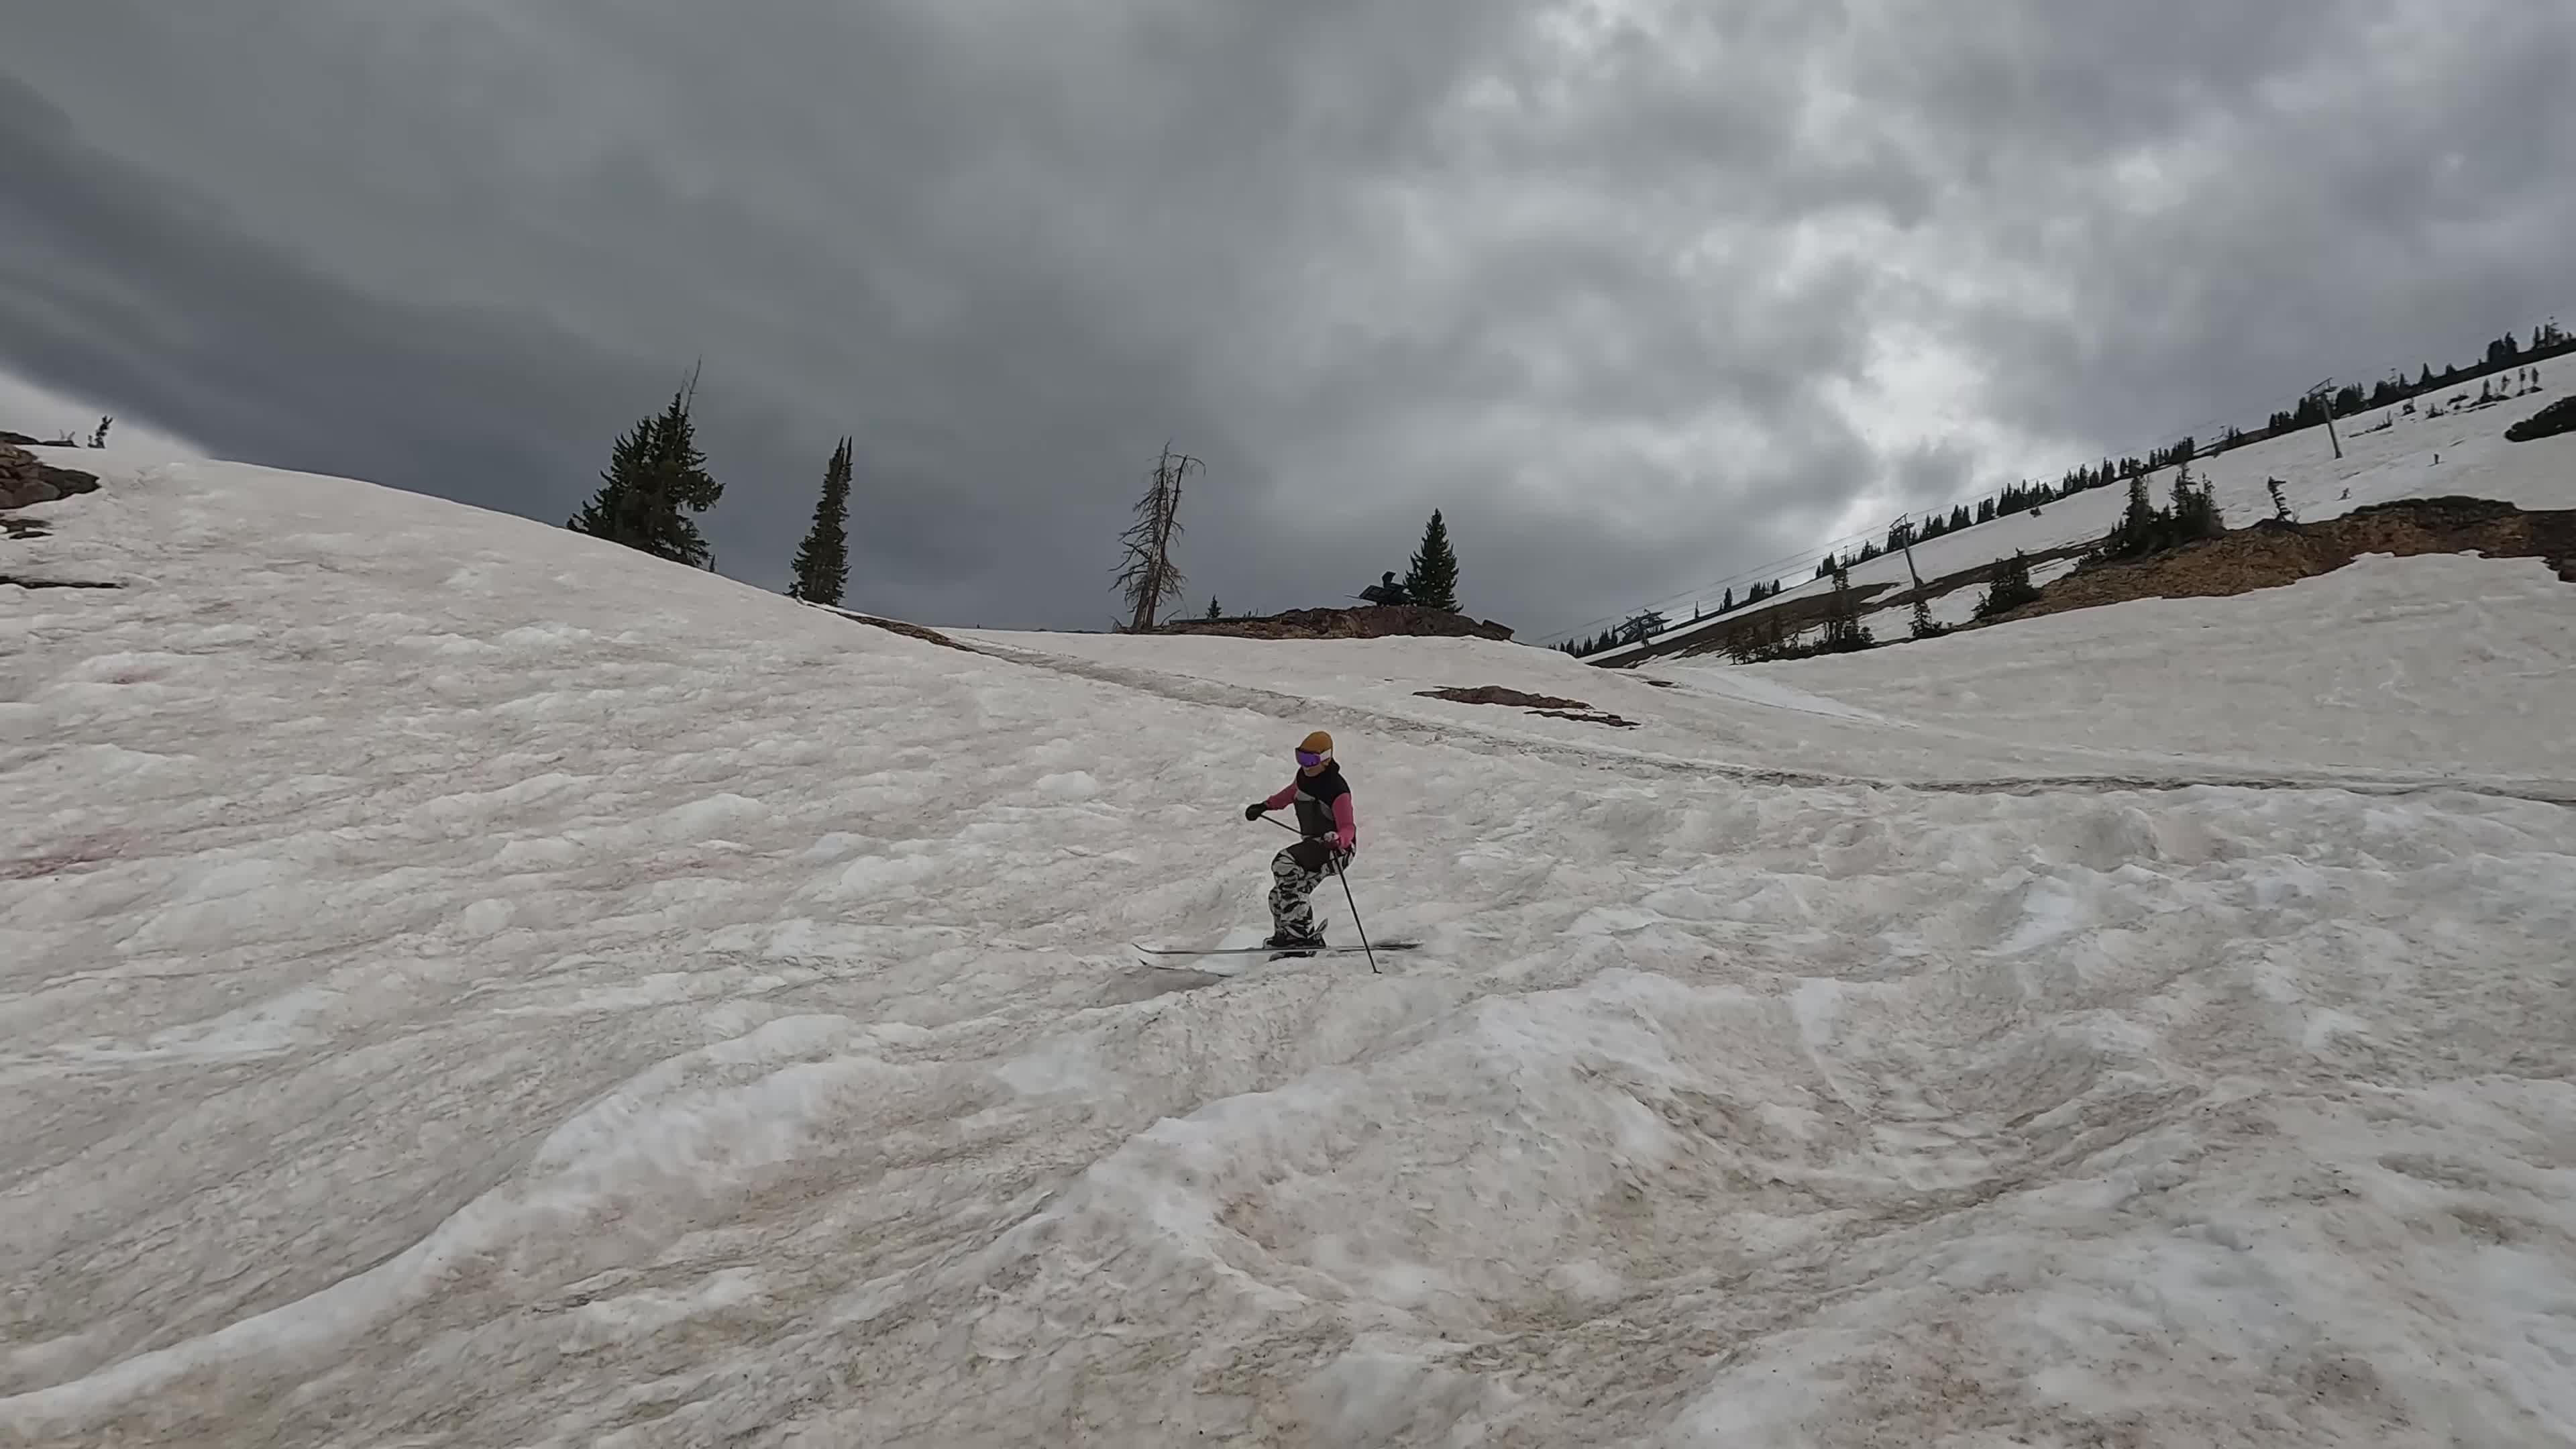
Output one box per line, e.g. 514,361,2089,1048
5,449,2575,1447
1588,356,2576,661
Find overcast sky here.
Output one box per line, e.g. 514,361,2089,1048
5,2,2570,641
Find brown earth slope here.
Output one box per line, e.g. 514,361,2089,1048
1974,496,2576,628
1593,495,2573,667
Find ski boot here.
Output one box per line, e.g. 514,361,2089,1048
1264,929,1328,959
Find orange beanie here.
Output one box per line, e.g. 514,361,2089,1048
1298,730,1333,757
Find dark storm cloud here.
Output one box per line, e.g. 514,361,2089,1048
5,1,2570,643
1868,0,2576,464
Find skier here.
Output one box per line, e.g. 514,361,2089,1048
1243,730,1356,954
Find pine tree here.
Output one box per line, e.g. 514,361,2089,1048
1819,563,1873,653
1974,551,2041,619
1205,597,1224,620
569,378,724,568
787,437,853,606
1401,509,1461,612
2171,464,2222,541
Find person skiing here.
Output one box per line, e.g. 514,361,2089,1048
1244,729,1356,953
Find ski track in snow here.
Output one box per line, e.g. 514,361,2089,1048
0,430,2573,1447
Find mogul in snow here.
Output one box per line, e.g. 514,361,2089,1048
1244,730,1357,954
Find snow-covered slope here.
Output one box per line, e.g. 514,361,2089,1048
962,557,2576,793
5,455,2574,1446
1588,356,2576,661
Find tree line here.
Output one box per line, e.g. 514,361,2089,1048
564,380,1470,626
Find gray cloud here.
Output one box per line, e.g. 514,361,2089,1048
5,0,2570,643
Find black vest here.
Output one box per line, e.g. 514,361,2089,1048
1291,763,1350,839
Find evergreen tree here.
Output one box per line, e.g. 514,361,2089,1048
787,437,853,606
1205,597,1224,620
2171,464,2223,540
1401,509,1462,612
569,380,724,568
1819,563,1873,653
1721,586,1734,612
1974,551,2041,619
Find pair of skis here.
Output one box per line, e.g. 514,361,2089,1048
1134,939,1419,969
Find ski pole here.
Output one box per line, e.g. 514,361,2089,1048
1331,854,1379,973
1260,814,1379,973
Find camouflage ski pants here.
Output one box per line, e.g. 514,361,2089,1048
1268,839,1336,939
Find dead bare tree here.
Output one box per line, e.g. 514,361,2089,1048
1114,443,1199,631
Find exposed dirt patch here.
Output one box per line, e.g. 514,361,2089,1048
1419,685,1594,710
2505,396,2576,443
0,576,121,590
1972,496,2576,628
811,605,981,654
1534,708,1640,729
0,833,133,880
1157,604,1515,642
1417,684,1639,729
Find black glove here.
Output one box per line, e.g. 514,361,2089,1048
1244,802,1267,820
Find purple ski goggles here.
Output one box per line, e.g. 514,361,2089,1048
1295,748,1329,767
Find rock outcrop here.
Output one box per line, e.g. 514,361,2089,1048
1155,604,1514,642
0,441,101,511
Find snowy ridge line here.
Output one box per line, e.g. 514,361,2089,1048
959,637,2576,806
